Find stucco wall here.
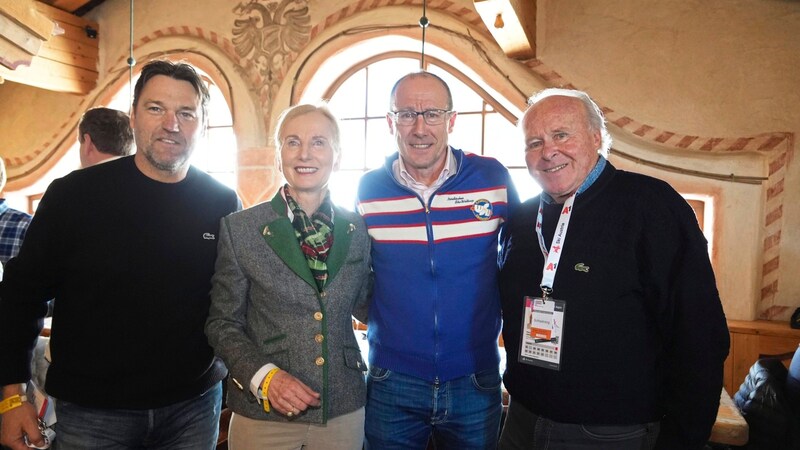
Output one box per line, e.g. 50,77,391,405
0,0,797,321
534,0,799,320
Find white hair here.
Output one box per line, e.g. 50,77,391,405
524,88,612,157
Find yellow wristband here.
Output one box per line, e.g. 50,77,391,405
0,395,27,414
261,368,280,413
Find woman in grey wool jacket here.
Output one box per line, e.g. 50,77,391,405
206,103,371,450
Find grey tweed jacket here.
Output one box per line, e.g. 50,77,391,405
205,191,371,424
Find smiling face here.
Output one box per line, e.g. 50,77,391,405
387,75,456,186
131,75,204,182
278,110,340,197
521,96,602,203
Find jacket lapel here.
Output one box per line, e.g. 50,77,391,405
261,193,317,290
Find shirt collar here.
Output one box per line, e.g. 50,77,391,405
396,147,455,188
0,199,8,215
542,156,607,204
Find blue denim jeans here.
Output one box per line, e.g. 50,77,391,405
365,366,502,450
53,382,222,450
498,399,660,450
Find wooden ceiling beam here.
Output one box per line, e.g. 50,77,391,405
0,0,56,69
0,0,55,40
0,0,98,94
474,0,537,60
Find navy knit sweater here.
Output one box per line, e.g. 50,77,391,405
499,162,729,449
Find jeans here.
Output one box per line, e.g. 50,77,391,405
498,399,660,450
365,366,502,450
53,382,222,450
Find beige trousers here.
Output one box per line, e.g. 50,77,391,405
228,407,364,450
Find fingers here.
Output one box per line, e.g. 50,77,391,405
267,371,321,417
0,404,45,450
292,382,321,408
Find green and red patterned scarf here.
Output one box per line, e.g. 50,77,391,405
284,184,334,291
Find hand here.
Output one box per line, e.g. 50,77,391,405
266,370,320,418
0,402,46,450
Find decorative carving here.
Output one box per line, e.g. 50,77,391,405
232,0,310,102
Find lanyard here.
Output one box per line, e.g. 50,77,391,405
535,194,576,299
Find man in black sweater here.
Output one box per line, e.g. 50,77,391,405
498,88,729,449
0,60,240,450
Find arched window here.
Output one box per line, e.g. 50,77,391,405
300,40,541,209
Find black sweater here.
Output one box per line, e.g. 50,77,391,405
499,162,729,449
0,156,240,409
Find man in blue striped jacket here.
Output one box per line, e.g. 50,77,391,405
356,71,519,449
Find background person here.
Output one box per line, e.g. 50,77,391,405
498,88,729,449
356,71,519,449
40,106,136,320
77,107,134,168
0,157,31,450
0,60,241,450
0,157,32,266
206,103,371,450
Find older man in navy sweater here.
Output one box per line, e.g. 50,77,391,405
498,88,729,450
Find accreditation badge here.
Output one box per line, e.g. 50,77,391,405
519,296,566,371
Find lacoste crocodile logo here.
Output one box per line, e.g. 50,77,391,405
574,263,590,273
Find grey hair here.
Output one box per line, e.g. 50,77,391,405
524,88,612,157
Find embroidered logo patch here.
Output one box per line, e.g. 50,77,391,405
471,199,493,221
203,233,216,240
574,263,590,273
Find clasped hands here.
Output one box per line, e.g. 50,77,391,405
267,370,320,418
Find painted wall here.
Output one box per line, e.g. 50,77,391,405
0,0,796,321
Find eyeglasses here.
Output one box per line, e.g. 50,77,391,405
389,109,453,126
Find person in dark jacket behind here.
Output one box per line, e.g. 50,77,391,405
734,347,800,450
498,88,730,450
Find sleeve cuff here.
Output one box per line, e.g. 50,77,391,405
250,363,279,399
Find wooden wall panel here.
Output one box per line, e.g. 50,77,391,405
0,1,97,94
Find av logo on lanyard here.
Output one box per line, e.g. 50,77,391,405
536,196,575,290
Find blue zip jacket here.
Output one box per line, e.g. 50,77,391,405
356,148,519,382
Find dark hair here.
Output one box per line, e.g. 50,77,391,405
78,107,134,156
132,60,210,120
390,71,453,111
